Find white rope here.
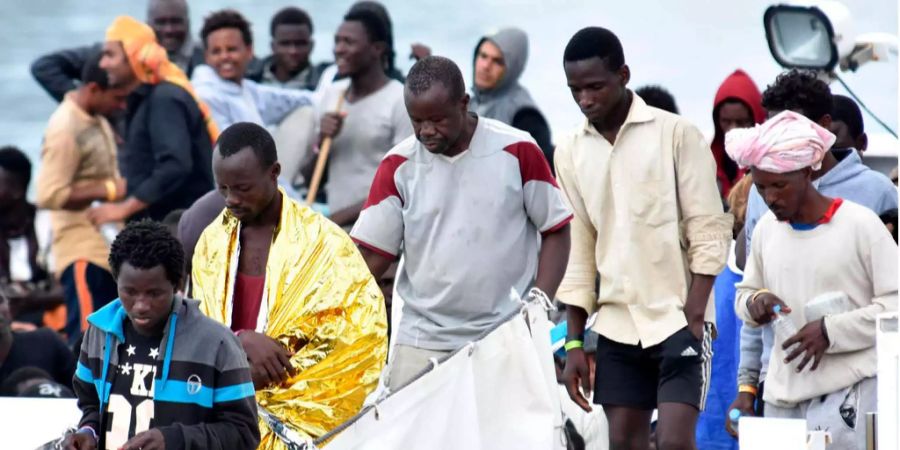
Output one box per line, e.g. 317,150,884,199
527,286,556,312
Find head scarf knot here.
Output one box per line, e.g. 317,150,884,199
725,110,835,173
106,16,219,142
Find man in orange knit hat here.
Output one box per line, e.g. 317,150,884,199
88,16,219,224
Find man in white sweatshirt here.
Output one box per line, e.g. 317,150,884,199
727,110,898,449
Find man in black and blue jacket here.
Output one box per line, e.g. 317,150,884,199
64,220,259,450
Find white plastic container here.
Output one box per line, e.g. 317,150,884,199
876,312,898,450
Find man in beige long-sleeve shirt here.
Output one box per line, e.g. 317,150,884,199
36,54,129,345
557,28,732,450
727,110,897,449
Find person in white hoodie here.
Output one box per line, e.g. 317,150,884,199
191,9,313,131
727,110,898,449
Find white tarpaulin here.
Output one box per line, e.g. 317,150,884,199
0,397,80,449
317,300,566,450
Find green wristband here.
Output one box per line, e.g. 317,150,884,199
564,340,584,352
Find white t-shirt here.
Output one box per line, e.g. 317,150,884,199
7,236,32,282
8,210,54,279
318,80,413,213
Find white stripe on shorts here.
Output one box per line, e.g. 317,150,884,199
699,322,714,411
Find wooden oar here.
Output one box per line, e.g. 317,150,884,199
306,92,346,205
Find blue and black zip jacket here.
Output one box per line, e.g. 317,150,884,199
73,296,260,449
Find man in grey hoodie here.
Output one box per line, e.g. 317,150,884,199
728,70,897,435
470,27,554,170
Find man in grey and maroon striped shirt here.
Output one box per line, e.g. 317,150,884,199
351,56,572,390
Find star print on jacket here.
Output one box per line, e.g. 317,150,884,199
119,362,132,376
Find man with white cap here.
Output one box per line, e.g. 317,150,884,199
728,110,898,449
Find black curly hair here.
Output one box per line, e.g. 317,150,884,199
201,9,253,48
832,94,864,139
406,56,465,101
635,85,679,114
563,27,625,72
761,69,832,122
109,219,185,287
347,2,396,76
270,7,313,37
0,145,32,191
216,122,278,168
344,9,390,60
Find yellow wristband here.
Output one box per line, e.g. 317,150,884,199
104,179,117,202
564,340,584,352
738,384,758,396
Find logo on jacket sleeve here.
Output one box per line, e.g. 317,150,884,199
187,374,203,395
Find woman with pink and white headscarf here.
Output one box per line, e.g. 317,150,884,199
725,110,836,174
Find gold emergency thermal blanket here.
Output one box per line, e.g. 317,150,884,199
191,192,387,447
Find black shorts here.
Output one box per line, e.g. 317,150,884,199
594,324,713,410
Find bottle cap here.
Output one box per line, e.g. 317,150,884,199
729,409,741,420
773,305,782,314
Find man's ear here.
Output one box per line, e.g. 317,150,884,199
373,41,388,64
857,133,868,152
460,93,470,113
271,161,282,180
619,64,631,87
818,114,833,130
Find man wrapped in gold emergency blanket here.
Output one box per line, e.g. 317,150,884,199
192,191,387,448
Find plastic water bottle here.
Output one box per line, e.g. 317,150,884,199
91,201,120,246
100,222,120,246
772,304,801,357
728,408,741,432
